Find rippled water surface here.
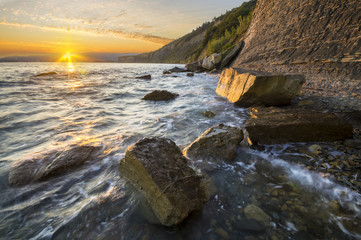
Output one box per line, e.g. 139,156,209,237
0,62,360,239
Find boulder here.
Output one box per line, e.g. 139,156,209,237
119,137,209,226
169,67,187,73
220,41,244,69
183,124,243,161
136,74,151,80
163,70,171,75
187,72,194,77
142,90,179,101
216,68,305,107
9,144,102,186
245,108,353,145
186,60,206,73
202,53,222,70
35,72,57,77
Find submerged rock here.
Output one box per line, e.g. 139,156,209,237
202,110,216,118
163,70,171,75
183,124,243,161
119,137,209,226
35,72,57,77
142,90,179,101
9,144,102,186
187,72,194,77
216,68,305,107
244,204,271,227
245,108,353,145
136,74,152,80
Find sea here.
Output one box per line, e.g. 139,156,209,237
0,62,360,239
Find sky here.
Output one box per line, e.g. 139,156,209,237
0,0,246,59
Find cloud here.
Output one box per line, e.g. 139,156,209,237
0,20,173,45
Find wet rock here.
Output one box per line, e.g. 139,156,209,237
344,139,361,149
216,68,305,107
186,60,206,73
9,144,102,186
308,145,322,155
298,100,314,106
136,74,151,80
169,67,187,73
215,228,229,239
163,70,171,75
202,110,216,118
118,137,209,226
220,41,244,69
244,204,271,226
245,108,353,144
202,53,222,70
183,124,243,161
142,90,179,101
35,72,57,77
187,72,194,77
235,218,266,233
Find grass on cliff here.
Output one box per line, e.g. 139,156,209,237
203,0,256,57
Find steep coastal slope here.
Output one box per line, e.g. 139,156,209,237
118,0,256,63
233,0,361,81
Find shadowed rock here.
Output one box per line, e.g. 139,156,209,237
220,41,244,69
142,90,179,101
183,124,244,161
187,72,194,77
136,74,151,80
186,60,206,73
169,67,187,73
35,72,57,77
119,137,209,226
245,108,353,145
163,70,171,75
9,144,102,186
216,68,305,107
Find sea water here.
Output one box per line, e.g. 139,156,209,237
0,62,360,239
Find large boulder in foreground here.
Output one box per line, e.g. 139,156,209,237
119,138,209,226
183,124,244,161
9,144,102,186
142,90,179,101
216,68,305,107
245,108,353,145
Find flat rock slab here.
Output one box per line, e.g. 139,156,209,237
119,137,209,226
9,144,102,186
245,108,353,145
183,124,244,161
216,68,305,107
142,90,179,101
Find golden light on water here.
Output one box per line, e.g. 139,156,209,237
59,52,82,73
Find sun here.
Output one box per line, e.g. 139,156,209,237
59,52,76,73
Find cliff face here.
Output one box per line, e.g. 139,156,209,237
233,0,361,81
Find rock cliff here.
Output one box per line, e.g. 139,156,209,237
233,0,361,81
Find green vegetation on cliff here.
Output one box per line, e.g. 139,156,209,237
118,0,256,63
